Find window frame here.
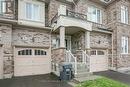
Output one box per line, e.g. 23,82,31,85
25,2,40,21
121,36,129,54
87,6,102,24
0,0,6,14
34,49,47,56
121,5,129,24
18,49,32,56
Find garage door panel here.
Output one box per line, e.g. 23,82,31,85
15,66,33,76
90,50,108,72
15,58,34,65
32,65,51,75
14,47,51,76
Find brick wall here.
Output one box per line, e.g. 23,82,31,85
90,32,112,49
48,0,73,23
12,27,51,47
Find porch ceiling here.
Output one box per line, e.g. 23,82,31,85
65,27,85,35
52,26,85,35
89,0,116,6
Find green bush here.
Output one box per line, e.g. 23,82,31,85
75,77,129,87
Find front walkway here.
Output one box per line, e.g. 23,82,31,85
0,74,72,87
94,70,130,85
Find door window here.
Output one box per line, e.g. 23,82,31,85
91,50,105,55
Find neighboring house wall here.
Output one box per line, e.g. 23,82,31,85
0,23,13,78
0,0,15,19
106,0,130,69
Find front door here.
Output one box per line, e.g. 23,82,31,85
90,49,108,72
65,36,71,50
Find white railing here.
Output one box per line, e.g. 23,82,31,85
66,50,90,74
66,50,77,74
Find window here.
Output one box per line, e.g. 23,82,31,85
91,50,96,55
0,0,6,14
121,5,128,24
35,50,47,55
121,36,129,54
97,51,105,55
87,6,102,23
25,3,40,21
18,49,32,55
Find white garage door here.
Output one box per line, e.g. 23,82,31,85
90,49,108,72
14,47,51,76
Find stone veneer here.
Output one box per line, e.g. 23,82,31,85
52,48,66,63
0,23,13,78
90,32,112,49
12,26,51,47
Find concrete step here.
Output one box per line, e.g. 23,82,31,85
74,75,102,82
77,70,89,73
75,72,93,78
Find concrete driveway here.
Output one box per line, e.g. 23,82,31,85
94,70,130,86
0,74,72,87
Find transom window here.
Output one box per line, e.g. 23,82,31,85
121,36,129,54
18,49,32,55
35,50,47,55
18,49,47,56
91,50,105,55
25,3,40,21
121,5,128,24
87,6,102,23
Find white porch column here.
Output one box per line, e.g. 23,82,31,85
58,5,67,16
60,26,65,48
85,31,90,49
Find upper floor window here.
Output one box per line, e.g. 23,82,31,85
87,6,102,24
0,0,6,14
25,3,40,21
121,36,129,54
121,5,128,24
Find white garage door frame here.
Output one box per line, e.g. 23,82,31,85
0,45,4,79
14,46,51,77
90,49,108,72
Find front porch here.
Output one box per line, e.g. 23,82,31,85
51,26,91,76
50,4,113,78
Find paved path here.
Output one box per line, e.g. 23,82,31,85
0,74,72,87
94,70,130,86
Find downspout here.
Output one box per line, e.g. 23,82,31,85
112,33,114,68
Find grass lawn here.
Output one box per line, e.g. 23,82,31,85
75,77,129,87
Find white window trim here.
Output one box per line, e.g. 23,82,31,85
87,6,102,24
0,0,6,14
121,5,129,24
121,36,129,54
25,2,40,21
